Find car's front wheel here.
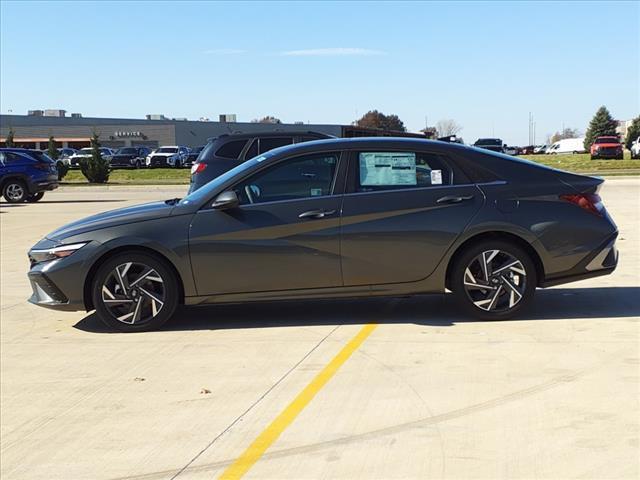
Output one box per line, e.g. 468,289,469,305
2,180,28,203
451,240,536,320
92,252,179,332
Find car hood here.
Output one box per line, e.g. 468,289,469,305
152,153,176,157
46,201,176,241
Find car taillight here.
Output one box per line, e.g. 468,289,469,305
191,162,207,175
34,163,50,171
560,193,604,216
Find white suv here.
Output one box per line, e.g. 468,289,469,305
631,136,640,159
145,146,189,168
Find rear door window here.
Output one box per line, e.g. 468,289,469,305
259,137,293,154
354,151,453,192
215,140,247,159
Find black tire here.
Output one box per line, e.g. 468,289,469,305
92,252,179,332
135,160,141,169
26,192,45,202
590,155,596,160
2,180,28,203
174,160,182,169
451,240,537,320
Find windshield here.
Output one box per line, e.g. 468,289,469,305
475,139,502,146
180,153,273,206
117,147,137,154
157,147,178,153
595,137,619,144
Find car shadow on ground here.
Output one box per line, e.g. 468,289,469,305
73,286,640,334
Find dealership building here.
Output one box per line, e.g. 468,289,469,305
0,111,427,150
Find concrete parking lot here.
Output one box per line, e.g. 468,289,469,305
1,180,639,480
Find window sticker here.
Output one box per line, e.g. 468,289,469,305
359,152,417,186
310,188,323,196
430,169,443,185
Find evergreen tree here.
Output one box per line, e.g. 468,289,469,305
624,116,640,150
80,132,110,183
584,106,618,151
47,135,59,160
5,127,15,147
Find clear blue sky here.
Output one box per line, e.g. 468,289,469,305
1,1,638,145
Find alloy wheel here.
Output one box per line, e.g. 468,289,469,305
463,249,527,312
6,183,25,201
101,262,165,325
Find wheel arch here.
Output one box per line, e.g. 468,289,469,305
445,231,545,289
0,174,28,190
83,245,186,311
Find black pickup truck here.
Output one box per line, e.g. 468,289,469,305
473,138,505,153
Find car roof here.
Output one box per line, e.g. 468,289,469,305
262,136,470,154
212,131,334,142
0,148,38,153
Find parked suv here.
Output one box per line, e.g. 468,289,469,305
56,148,78,167
0,148,59,203
110,146,152,169
184,145,205,167
631,136,640,159
68,147,115,167
472,138,504,153
591,136,623,160
146,146,189,168
189,131,334,192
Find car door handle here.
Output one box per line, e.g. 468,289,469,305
298,209,336,219
436,195,474,204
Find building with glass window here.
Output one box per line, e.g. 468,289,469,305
0,113,430,151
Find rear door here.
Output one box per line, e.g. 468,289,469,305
340,149,483,286
189,150,346,295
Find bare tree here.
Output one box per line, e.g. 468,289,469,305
251,116,282,124
435,119,462,138
550,127,580,144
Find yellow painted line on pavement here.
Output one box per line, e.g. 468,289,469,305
218,323,378,480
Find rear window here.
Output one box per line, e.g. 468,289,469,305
215,140,247,159
27,150,53,163
259,137,293,154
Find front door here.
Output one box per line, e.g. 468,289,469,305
340,149,483,286
189,151,344,296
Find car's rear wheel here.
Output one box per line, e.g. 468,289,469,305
2,180,28,203
26,192,45,202
451,240,536,320
92,252,179,332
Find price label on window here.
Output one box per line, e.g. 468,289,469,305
359,152,417,186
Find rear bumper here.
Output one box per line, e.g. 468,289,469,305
28,178,59,194
541,232,618,287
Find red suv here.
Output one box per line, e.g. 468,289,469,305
591,136,623,160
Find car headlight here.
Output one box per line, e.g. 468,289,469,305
29,242,88,265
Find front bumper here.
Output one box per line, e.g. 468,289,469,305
592,148,623,158
27,240,103,312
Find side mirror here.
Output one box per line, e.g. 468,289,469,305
212,190,239,210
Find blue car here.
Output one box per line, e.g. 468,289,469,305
0,148,59,203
